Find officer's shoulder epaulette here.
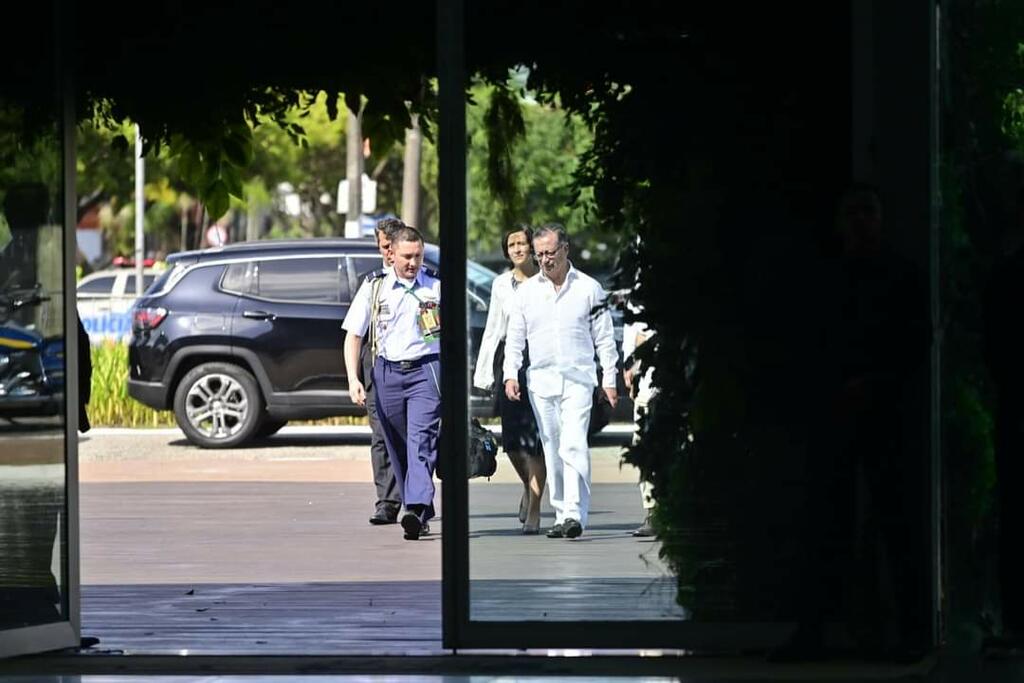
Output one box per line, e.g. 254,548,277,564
422,266,440,279
363,268,387,283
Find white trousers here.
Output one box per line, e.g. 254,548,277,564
528,378,593,527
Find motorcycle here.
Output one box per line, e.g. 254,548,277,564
0,284,64,417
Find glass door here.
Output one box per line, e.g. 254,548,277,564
440,0,940,653
0,0,80,658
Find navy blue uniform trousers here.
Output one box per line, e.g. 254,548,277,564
373,355,441,521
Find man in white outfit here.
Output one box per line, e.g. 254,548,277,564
503,224,619,539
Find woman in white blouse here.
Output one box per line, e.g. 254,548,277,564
473,225,546,533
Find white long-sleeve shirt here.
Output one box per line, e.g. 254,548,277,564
472,270,518,391
503,264,618,397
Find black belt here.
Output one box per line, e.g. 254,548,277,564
381,354,439,371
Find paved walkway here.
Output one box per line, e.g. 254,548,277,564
77,427,682,654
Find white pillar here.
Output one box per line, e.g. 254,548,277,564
134,124,145,294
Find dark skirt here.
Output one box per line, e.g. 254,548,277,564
493,340,542,457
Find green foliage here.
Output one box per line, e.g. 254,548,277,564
79,90,448,255
0,102,61,213
940,0,1024,642
483,84,526,225
88,341,175,427
466,82,598,261
88,341,367,428
87,83,436,228
77,83,596,264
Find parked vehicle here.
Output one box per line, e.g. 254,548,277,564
127,238,497,448
78,267,160,342
0,284,64,417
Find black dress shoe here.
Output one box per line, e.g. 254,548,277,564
401,511,424,540
563,518,583,539
546,523,565,538
419,522,431,536
369,509,398,525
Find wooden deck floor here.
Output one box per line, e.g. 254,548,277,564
81,576,684,655
81,581,444,655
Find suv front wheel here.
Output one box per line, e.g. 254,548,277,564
173,362,264,448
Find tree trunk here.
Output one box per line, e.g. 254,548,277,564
345,107,363,238
402,114,422,228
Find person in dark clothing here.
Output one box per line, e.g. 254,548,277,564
363,219,404,525
78,314,92,433
982,188,1024,648
773,183,930,661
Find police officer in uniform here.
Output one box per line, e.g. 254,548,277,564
361,219,406,524
342,224,441,540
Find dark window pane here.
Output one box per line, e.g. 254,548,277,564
221,262,253,294
255,257,343,303
77,276,115,294
350,256,381,285
123,274,156,294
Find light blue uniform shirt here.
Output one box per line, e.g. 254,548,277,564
342,265,441,362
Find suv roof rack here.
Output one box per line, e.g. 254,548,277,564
170,237,381,262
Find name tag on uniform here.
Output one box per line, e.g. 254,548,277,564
418,301,441,342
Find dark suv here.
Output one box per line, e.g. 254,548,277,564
127,238,497,448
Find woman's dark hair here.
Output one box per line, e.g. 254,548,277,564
501,223,534,260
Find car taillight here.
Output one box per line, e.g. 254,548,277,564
133,306,168,331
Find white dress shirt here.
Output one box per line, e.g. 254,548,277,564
342,265,441,361
473,270,518,391
503,264,618,397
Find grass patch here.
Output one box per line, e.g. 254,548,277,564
88,341,175,427
86,341,367,428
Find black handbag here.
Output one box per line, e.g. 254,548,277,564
437,418,499,480
468,418,499,478
588,386,613,437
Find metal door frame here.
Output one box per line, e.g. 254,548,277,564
0,0,81,658
437,0,941,652
435,0,785,651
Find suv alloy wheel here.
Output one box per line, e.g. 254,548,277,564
173,362,264,448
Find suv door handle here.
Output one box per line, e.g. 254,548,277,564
242,310,276,321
